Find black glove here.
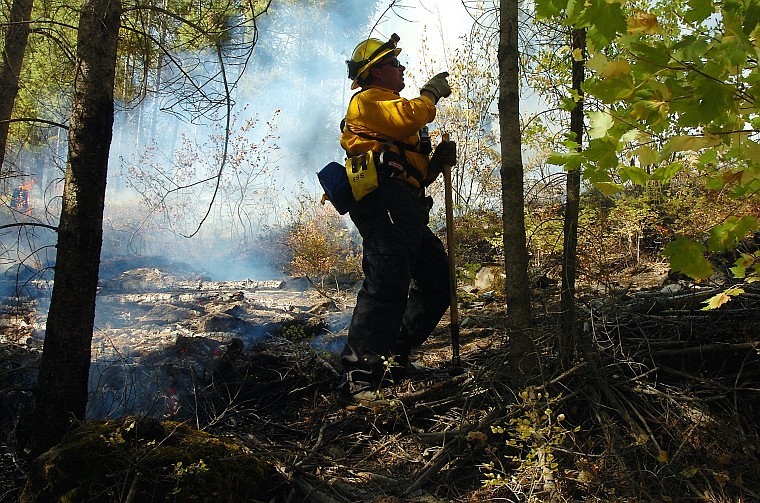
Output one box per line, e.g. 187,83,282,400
425,140,457,185
421,72,452,102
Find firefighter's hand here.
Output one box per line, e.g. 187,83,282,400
425,140,456,185
421,72,451,102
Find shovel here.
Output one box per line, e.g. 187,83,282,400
441,133,463,374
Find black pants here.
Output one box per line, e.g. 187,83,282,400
341,178,450,380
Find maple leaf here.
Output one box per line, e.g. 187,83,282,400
628,9,661,34
664,238,713,279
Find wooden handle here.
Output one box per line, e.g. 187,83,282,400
441,133,460,366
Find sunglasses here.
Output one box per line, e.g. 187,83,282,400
379,59,402,68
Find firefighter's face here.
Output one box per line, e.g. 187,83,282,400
370,57,405,93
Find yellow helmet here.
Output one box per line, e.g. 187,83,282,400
347,33,401,89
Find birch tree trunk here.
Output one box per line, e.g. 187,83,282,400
31,0,121,456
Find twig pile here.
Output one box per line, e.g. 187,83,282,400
203,287,759,502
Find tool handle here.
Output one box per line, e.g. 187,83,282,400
441,133,460,366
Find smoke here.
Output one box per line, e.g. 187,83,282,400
100,0,385,281
2,1,475,283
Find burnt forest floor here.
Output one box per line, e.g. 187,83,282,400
1,262,759,502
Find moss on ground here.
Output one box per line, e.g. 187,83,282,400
20,416,278,502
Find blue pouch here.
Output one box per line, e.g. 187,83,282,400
317,161,354,215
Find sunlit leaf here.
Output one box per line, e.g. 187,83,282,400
627,9,661,34
601,60,632,79
664,135,720,153
702,291,733,310
619,165,650,184
586,52,609,73
664,238,714,279
652,161,684,183
594,181,624,195
620,129,640,143
730,265,747,278
634,145,659,167
588,110,615,138
708,216,759,251
548,152,583,171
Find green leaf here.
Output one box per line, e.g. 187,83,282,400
651,161,684,183
708,215,759,251
745,0,760,34
684,0,715,24
698,149,719,169
560,96,578,111
619,165,650,184
730,265,747,278
705,174,728,190
664,135,717,154
664,237,714,279
594,181,624,195
588,110,615,139
634,145,659,167
584,138,620,170
535,0,569,19
547,151,583,171
584,74,635,102
581,0,627,46
702,287,745,310
627,40,672,69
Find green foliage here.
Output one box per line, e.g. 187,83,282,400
535,0,760,284
665,237,714,279
482,389,579,499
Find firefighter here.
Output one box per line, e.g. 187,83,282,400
337,33,457,402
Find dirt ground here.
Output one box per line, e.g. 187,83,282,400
2,263,759,502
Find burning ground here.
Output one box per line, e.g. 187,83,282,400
1,263,759,501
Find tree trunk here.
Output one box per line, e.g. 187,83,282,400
498,0,537,382
0,0,33,172
559,28,585,369
30,0,121,456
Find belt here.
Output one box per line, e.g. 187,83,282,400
378,171,426,200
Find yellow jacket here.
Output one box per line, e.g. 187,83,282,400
341,86,436,188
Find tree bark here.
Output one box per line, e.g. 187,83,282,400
559,28,585,369
0,0,33,172
30,0,121,456
498,0,537,381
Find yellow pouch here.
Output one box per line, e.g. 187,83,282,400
345,151,379,201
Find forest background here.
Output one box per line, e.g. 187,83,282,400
0,0,759,500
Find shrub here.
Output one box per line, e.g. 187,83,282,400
283,202,362,289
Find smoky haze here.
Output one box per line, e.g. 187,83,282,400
103,1,383,281
1,1,471,287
